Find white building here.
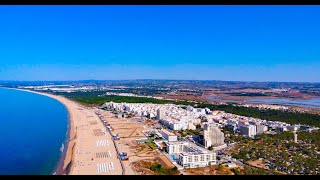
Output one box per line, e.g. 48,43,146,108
178,145,216,168
160,129,178,142
294,131,298,143
203,123,225,148
256,124,268,134
157,109,164,120
166,141,188,154
188,122,196,130
239,124,257,138
169,122,185,131
186,105,194,111
166,141,216,168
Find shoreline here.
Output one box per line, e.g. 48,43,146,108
2,87,77,175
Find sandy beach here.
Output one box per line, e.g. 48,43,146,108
11,89,123,175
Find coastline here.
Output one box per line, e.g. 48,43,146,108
1,87,124,175
2,88,77,175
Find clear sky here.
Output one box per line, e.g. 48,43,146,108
0,5,319,82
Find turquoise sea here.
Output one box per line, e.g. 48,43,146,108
0,88,68,175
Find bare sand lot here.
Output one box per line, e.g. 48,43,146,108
99,111,175,175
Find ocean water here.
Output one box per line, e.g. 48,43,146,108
0,88,68,175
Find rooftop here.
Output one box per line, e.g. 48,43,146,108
161,129,176,136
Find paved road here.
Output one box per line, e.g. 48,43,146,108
218,155,244,166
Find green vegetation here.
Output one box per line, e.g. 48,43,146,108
222,127,248,144
68,94,172,106
150,163,179,175
229,130,320,175
178,128,202,137
231,166,282,175
146,139,157,150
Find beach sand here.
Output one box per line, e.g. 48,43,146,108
12,89,123,175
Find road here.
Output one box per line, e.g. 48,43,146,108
218,154,244,167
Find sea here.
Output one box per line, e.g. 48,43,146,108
0,88,68,175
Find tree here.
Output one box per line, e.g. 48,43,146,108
217,164,224,171
232,168,243,175
161,141,167,148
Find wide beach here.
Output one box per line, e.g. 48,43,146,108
12,89,122,175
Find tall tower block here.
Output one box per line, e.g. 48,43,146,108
293,131,298,143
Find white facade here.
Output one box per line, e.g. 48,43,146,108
160,129,178,142
239,124,257,138
178,146,216,168
186,105,194,111
170,122,181,131
157,109,164,120
294,131,298,143
166,141,188,154
203,123,225,148
256,124,268,134
166,141,217,168
188,123,196,130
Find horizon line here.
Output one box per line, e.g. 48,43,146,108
0,79,319,84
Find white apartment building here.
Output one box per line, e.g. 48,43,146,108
160,129,178,142
169,122,188,131
256,124,268,134
239,124,257,138
203,123,225,148
166,141,188,154
178,146,216,168
188,122,196,130
157,109,164,120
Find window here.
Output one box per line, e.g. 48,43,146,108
194,156,199,162
206,155,210,161
188,156,192,163
200,155,204,161
211,154,215,160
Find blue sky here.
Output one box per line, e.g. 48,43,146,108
0,5,319,82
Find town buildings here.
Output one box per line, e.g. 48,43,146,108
203,123,225,148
